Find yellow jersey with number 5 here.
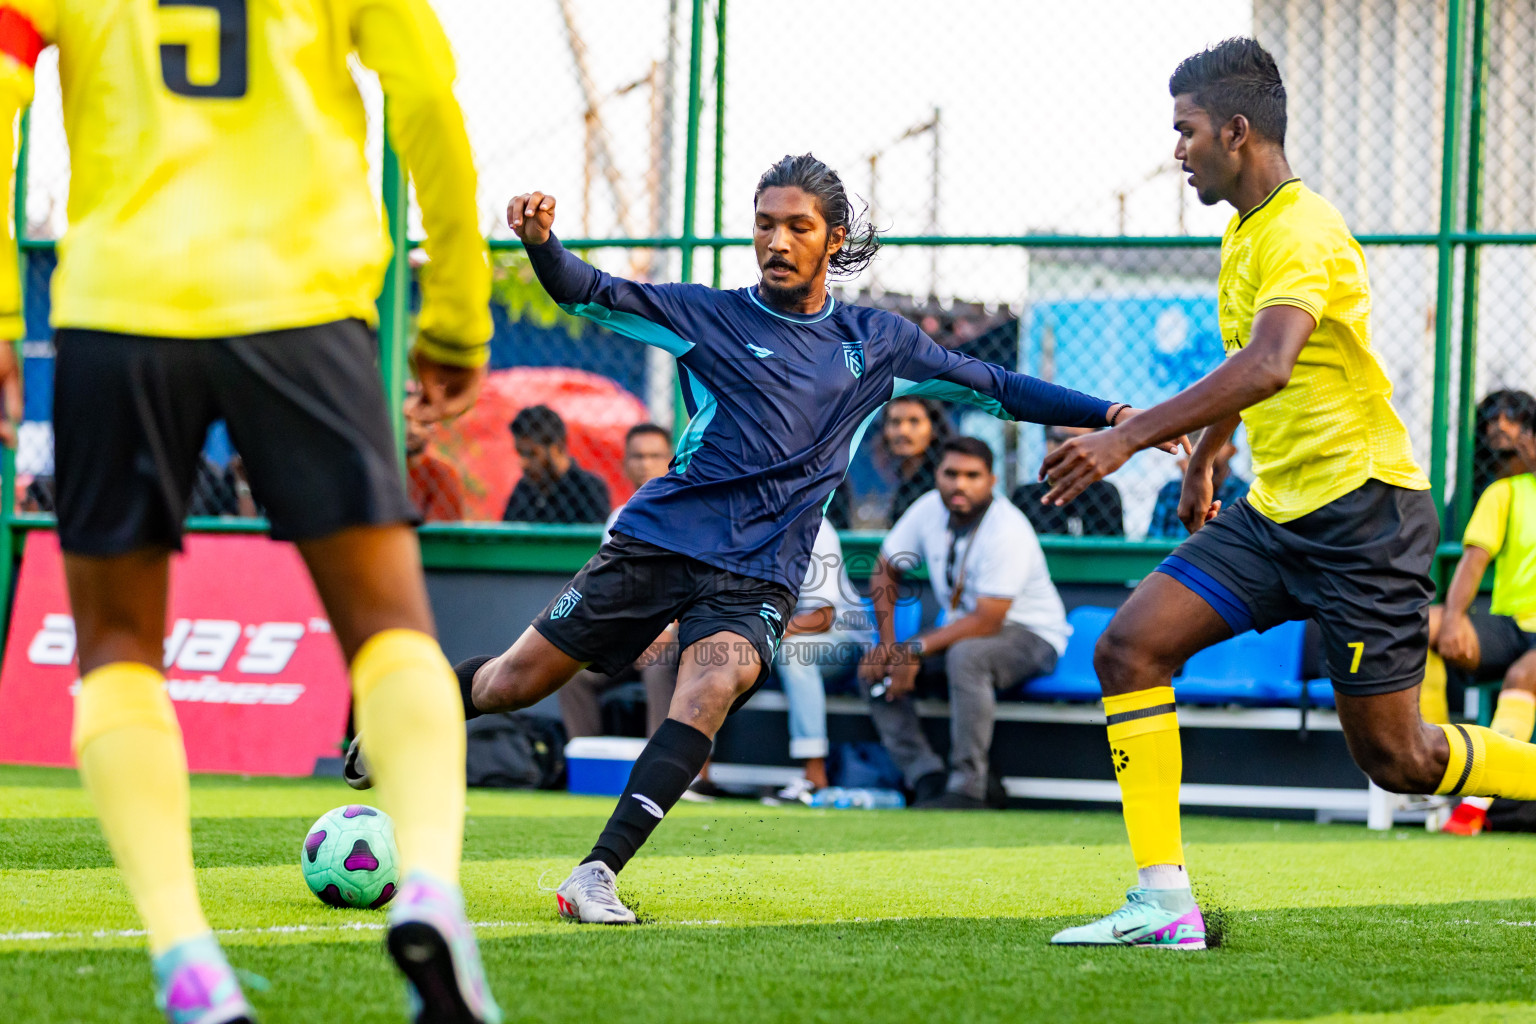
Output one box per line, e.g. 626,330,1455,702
1216,178,1427,522
0,0,490,366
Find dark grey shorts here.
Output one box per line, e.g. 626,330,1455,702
53,320,418,555
533,532,796,708
1156,480,1439,697
1467,612,1536,679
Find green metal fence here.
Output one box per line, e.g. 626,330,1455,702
3,0,1531,599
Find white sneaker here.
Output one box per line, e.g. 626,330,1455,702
774,776,818,805
554,861,637,924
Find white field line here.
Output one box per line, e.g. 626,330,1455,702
0,916,748,944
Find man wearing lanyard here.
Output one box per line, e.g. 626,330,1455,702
861,437,1070,808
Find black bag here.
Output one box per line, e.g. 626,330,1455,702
465,713,567,790
1486,797,1536,833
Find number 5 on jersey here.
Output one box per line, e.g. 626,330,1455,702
159,0,248,99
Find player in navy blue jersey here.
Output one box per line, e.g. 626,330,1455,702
347,154,1182,922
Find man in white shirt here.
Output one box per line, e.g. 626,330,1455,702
774,518,869,801
860,437,1069,809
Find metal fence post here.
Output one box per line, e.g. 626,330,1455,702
0,108,28,653
1453,0,1487,535
378,110,410,467
711,0,728,289
1428,0,1466,520
671,0,707,436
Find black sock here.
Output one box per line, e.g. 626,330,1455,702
584,718,712,874
453,656,495,722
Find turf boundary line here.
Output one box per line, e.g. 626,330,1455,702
0,916,749,944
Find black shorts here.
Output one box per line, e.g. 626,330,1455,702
533,532,795,710
1467,613,1536,679
53,321,418,555
1155,479,1439,697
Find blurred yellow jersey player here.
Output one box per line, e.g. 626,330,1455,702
0,3,503,1023
1216,177,1428,521
0,0,489,355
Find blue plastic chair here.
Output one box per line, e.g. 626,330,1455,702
1018,605,1117,702
858,595,923,643
1173,620,1306,705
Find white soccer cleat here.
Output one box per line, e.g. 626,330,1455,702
554,861,637,924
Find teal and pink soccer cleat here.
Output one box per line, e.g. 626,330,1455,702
1050,887,1207,950
386,870,503,1024
152,934,255,1024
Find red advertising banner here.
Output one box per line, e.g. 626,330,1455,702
0,532,351,776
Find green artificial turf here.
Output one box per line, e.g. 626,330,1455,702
2,764,1534,1023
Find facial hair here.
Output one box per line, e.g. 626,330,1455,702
758,249,831,311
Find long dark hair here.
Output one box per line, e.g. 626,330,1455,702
754,154,881,278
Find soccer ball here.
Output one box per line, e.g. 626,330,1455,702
301,804,400,909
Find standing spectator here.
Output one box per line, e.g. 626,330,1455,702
560,423,680,740
1011,426,1124,536
773,518,867,801
503,404,611,523
1146,435,1248,538
405,394,465,522
860,437,1068,809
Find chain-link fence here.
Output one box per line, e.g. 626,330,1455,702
2,0,1525,551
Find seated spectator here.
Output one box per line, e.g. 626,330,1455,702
1146,436,1249,538
859,437,1068,809
502,404,610,523
605,422,672,541
1427,407,1536,836
773,517,867,801
405,393,465,522
883,396,952,525
560,422,679,741
1466,390,1536,508
1011,426,1123,536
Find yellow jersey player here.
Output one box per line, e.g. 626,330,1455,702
0,2,500,1020
1428,397,1536,834
1038,36,1536,949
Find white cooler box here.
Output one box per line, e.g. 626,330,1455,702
565,736,648,796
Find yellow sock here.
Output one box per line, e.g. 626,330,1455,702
1437,723,1536,799
1419,651,1449,725
72,663,209,955
352,629,466,885
1104,685,1184,869
1489,690,1536,742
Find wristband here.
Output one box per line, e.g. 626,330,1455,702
1107,403,1128,427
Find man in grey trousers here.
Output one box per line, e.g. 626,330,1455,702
860,437,1068,809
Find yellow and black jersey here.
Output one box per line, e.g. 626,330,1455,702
1217,178,1428,522
0,0,490,366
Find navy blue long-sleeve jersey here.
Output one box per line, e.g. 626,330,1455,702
528,235,1113,590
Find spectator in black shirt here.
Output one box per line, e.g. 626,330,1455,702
1011,425,1124,537
502,404,611,524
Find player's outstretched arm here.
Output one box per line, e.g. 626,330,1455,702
509,193,698,358
1038,303,1313,506
356,0,491,420
892,323,1179,445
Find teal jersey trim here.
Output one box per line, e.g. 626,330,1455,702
746,287,837,324
674,371,719,474
560,301,695,357
893,377,1015,421
831,404,887,512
